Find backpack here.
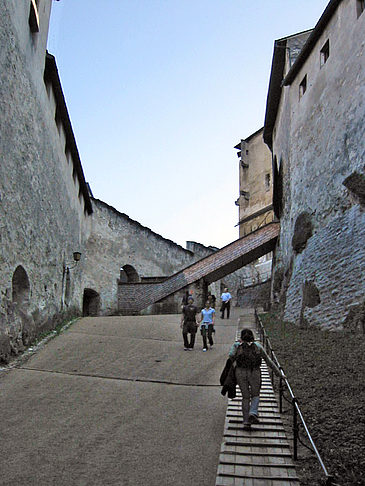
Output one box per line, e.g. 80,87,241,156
235,342,262,369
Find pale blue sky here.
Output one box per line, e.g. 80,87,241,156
48,0,329,248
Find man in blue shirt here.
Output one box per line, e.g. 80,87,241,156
220,288,232,319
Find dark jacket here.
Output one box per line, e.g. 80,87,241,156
220,358,237,399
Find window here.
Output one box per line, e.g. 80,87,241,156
299,74,307,98
29,0,40,33
357,0,365,17
320,40,330,67
265,173,271,191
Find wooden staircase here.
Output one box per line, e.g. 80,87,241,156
216,312,300,485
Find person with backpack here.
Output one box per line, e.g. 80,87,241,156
229,328,284,430
200,300,216,351
180,296,199,350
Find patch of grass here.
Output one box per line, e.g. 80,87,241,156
261,312,365,486
34,317,79,345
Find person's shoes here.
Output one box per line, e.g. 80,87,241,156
243,423,251,431
249,414,260,424
203,348,207,352
188,348,193,351
184,348,189,351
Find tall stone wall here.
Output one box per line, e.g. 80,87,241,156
84,199,196,315
271,1,365,330
0,1,92,362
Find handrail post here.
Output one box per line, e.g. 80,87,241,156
279,374,283,414
293,398,298,460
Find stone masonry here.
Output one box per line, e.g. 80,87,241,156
264,0,365,330
118,223,279,314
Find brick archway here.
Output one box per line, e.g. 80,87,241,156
120,265,140,283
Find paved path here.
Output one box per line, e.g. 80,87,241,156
215,311,300,485
0,309,239,486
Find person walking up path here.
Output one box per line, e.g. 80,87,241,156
228,328,283,430
200,300,215,352
220,288,232,319
180,296,199,350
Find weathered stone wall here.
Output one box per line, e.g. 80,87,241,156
271,1,365,330
117,224,279,314
84,199,196,315
237,280,271,311
0,1,92,362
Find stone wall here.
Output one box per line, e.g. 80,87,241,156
270,1,365,330
84,199,196,315
237,281,271,311
0,1,92,362
117,224,279,314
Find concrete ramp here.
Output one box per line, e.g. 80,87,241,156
118,222,279,314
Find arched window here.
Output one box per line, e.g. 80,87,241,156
12,266,30,307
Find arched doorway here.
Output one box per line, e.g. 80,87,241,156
82,288,100,316
12,266,30,308
119,265,140,283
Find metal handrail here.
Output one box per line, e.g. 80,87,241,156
254,309,335,486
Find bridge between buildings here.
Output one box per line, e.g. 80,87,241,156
118,222,280,315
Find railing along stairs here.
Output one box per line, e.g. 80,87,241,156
255,309,338,486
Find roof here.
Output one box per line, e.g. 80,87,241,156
234,127,264,150
263,0,342,149
263,37,288,149
283,0,342,86
44,52,93,214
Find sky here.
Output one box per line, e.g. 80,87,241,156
47,0,329,249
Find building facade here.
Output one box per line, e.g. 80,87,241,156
234,128,274,288
264,0,365,330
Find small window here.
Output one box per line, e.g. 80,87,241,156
29,0,40,33
357,0,365,17
299,75,307,98
320,40,330,67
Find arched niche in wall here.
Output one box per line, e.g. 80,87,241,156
120,265,140,283
12,266,30,308
273,155,284,218
82,288,100,316
64,268,71,307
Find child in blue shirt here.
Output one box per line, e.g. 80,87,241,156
200,301,215,351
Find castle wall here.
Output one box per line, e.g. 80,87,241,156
84,199,195,315
0,1,92,362
271,0,365,330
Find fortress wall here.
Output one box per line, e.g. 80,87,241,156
84,199,196,315
0,1,92,362
271,1,365,329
